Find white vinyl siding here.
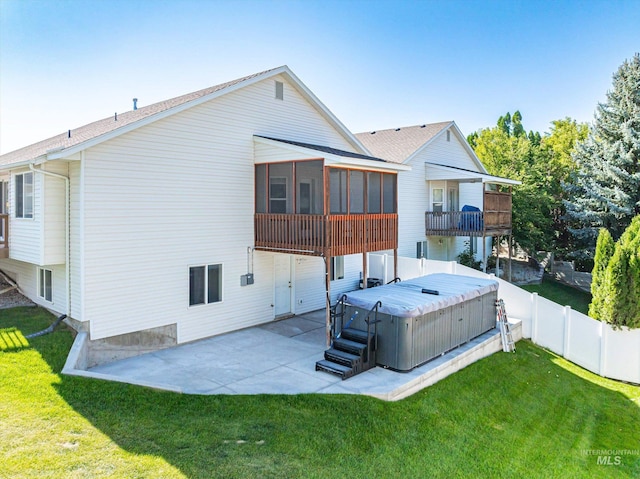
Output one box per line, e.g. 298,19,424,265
9,170,42,263
396,128,488,261
0,259,66,313
81,74,360,342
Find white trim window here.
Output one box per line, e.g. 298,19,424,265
38,268,52,302
15,172,34,219
189,264,222,306
330,256,344,281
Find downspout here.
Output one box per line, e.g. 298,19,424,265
29,163,70,318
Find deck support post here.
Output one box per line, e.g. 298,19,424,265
482,234,487,273
394,248,398,280
495,235,500,278
508,234,513,282
324,254,332,348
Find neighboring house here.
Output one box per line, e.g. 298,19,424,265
0,66,407,352
356,123,519,270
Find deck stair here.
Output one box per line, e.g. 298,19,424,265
316,298,381,380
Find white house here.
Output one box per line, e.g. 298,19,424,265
356,123,519,269
0,66,407,356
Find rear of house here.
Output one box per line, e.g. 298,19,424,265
0,66,405,353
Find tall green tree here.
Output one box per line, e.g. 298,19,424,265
589,228,615,320
565,54,640,246
600,215,640,329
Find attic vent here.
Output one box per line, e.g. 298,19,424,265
446,130,451,142
421,124,426,128
370,131,376,135
395,128,401,131
275,81,284,100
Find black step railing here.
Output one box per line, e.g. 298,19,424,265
330,294,348,342
362,300,382,363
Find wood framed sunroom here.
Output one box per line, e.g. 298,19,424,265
254,136,409,260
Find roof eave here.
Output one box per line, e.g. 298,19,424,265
254,136,410,172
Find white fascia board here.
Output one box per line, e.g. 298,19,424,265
281,67,372,156
425,163,520,185
449,122,489,173
47,67,291,161
324,156,411,172
0,155,47,170
403,121,454,165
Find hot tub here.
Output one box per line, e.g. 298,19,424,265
341,273,498,372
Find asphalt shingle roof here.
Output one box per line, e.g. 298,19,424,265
1,67,281,165
256,136,386,162
355,122,452,164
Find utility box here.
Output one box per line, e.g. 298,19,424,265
240,273,254,286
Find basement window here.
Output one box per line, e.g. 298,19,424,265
275,81,284,100
330,256,344,281
38,268,52,302
189,264,222,306
15,172,34,219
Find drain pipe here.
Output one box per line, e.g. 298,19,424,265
29,163,70,318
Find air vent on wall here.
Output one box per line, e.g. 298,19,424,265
275,81,284,100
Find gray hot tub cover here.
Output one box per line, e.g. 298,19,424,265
343,273,498,318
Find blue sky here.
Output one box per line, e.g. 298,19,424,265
1,0,638,154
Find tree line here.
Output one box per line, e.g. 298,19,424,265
467,53,639,328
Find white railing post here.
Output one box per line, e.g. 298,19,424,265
563,305,572,358
599,323,607,377
382,253,389,284
532,292,539,343
450,261,457,275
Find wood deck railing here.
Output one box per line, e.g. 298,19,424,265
255,213,397,257
0,214,8,258
425,191,512,237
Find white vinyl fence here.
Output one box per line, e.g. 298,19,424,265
367,253,640,384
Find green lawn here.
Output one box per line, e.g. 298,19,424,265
1,307,638,478
522,277,592,315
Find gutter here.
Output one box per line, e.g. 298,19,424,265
29,163,71,318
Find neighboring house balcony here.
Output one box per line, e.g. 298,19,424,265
0,214,8,258
425,190,512,237
253,156,399,258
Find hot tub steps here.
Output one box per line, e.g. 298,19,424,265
316,327,376,380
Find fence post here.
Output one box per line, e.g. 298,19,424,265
450,261,457,275
599,323,607,377
563,305,572,358
531,292,539,342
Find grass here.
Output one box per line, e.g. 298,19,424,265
521,277,592,315
1,306,639,479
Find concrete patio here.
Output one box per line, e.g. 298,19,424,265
63,309,521,401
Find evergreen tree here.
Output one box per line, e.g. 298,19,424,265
589,228,615,320
565,54,640,246
600,215,640,329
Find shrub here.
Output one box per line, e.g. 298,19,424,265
589,229,615,320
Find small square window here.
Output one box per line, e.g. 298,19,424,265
38,268,52,302
189,264,223,306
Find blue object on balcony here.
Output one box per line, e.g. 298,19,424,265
459,205,483,231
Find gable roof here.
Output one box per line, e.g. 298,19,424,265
1,66,369,166
355,122,452,164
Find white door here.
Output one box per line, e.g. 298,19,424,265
274,255,292,317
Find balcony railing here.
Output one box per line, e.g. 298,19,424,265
0,214,8,258
255,213,397,257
